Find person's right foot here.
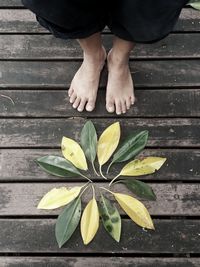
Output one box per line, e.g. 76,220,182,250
106,48,135,115
68,46,107,112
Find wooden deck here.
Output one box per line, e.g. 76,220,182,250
0,1,200,266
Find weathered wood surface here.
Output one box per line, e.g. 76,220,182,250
0,2,199,264
0,219,199,253
0,9,199,33
0,182,199,216
1,60,200,88
0,0,22,7
0,257,200,267
1,34,200,59
0,149,199,181
1,118,200,147
1,89,199,117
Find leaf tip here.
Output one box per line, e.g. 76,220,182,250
114,236,121,243
58,241,63,248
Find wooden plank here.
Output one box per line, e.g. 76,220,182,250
0,0,22,7
1,34,200,59
1,89,199,117
0,257,199,267
1,60,200,88
0,9,199,33
1,118,200,147
0,219,199,253
0,182,199,216
1,149,199,182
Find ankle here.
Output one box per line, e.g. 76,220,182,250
83,46,106,63
107,48,130,67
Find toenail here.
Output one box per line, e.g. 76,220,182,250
108,106,114,111
86,105,93,111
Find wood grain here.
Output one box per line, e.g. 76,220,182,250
1,34,200,59
1,118,200,147
0,149,199,181
0,89,199,117
0,182,199,216
0,0,22,7
1,60,200,88
0,219,199,253
0,257,199,267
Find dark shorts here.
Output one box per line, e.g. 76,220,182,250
22,0,189,43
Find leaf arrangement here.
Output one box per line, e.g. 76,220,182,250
36,121,167,247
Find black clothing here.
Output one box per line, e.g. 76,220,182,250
22,0,189,43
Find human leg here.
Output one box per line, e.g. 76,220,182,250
106,36,135,115
22,0,109,112
68,32,107,112
105,0,189,115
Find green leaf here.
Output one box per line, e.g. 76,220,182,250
107,131,148,172
80,121,97,164
188,0,200,10
98,194,121,242
119,179,156,201
55,197,81,248
36,155,82,177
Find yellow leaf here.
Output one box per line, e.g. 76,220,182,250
97,122,120,166
80,197,99,245
61,137,88,170
114,193,154,229
37,186,82,210
120,157,167,176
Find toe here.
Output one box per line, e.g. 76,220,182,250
130,95,135,105
72,97,81,109
115,100,122,115
121,100,127,114
106,101,115,113
86,99,95,112
126,98,131,110
69,92,76,103
68,86,73,97
77,98,87,112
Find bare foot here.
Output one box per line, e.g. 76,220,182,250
106,48,135,115
68,46,107,112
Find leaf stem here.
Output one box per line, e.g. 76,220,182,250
80,173,93,183
109,174,120,187
91,184,95,198
106,161,113,174
99,165,108,180
79,184,90,198
99,187,113,195
92,161,100,176
111,180,122,185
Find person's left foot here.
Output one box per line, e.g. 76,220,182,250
106,48,135,115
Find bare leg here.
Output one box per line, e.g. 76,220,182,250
106,35,135,115
68,32,107,112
